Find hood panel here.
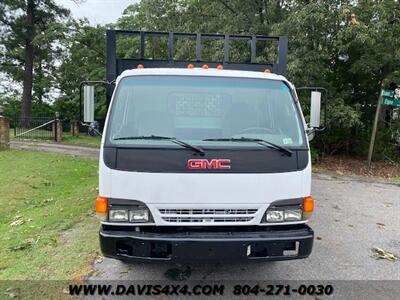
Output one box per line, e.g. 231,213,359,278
107,167,311,205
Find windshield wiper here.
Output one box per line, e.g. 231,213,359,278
113,135,205,155
203,137,293,156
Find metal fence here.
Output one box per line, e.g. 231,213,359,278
10,115,105,140
11,116,55,140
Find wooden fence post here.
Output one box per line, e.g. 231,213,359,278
70,120,79,136
53,112,62,143
54,119,63,143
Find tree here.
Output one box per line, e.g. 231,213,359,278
0,0,69,126
54,20,107,121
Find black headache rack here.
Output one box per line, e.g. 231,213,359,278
105,30,288,104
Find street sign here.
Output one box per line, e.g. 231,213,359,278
368,85,400,167
382,89,400,107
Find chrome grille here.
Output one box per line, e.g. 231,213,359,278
162,217,253,223
159,208,258,223
159,209,257,215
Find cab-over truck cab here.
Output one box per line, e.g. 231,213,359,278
92,30,321,262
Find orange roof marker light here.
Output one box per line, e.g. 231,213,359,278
202,64,209,69
187,63,195,69
136,64,144,69
264,68,271,74
216,64,224,70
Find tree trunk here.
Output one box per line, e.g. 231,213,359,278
258,0,264,25
20,0,35,128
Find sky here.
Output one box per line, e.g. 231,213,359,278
54,0,138,25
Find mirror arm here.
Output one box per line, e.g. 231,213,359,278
306,126,316,135
306,125,325,135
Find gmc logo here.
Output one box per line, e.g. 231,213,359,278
187,159,231,170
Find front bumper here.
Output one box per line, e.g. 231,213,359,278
100,225,314,262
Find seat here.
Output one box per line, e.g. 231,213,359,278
136,110,174,136
223,102,258,136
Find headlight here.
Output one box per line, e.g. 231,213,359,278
283,209,302,221
104,199,153,223
265,207,302,222
129,208,149,223
266,210,284,222
264,197,314,223
109,209,129,222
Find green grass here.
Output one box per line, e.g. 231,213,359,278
0,149,99,281
61,134,101,147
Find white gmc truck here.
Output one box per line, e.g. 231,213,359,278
91,30,322,262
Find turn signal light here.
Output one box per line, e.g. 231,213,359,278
96,196,108,214
303,196,314,213
136,64,144,69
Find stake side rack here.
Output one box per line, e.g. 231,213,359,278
106,30,288,105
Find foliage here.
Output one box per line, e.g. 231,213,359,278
0,96,20,119
53,20,108,121
310,146,321,164
0,95,53,119
0,0,69,125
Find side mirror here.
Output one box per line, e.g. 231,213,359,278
310,91,321,128
296,87,327,141
83,85,95,123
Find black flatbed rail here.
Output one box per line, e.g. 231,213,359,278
105,30,288,104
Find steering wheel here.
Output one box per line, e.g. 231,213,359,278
238,127,278,135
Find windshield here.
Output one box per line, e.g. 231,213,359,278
107,75,305,148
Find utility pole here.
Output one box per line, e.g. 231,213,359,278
367,84,384,167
